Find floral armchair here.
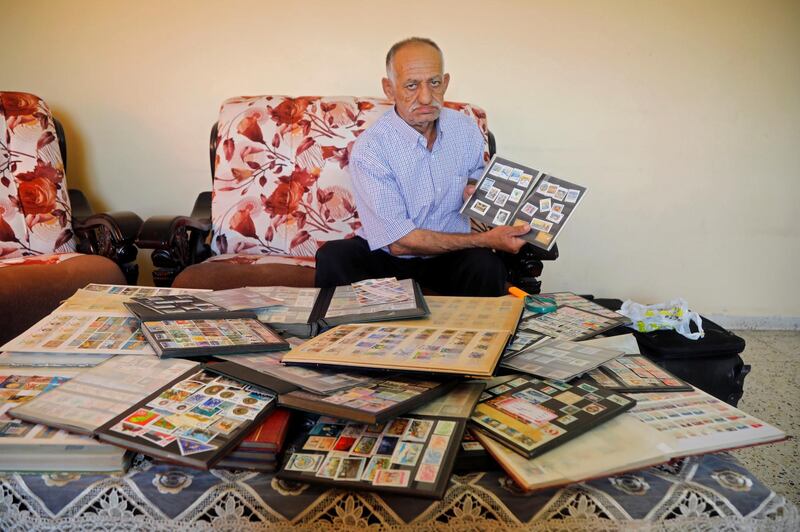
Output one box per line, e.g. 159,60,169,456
0,91,142,344
137,96,555,290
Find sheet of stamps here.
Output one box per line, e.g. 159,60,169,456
460,155,587,251
128,295,229,316
587,355,692,392
539,292,628,321
283,376,442,417
628,389,784,454
82,284,209,297
283,296,523,377
107,369,275,458
143,318,284,353
326,278,418,318
501,339,625,381
9,356,197,433
284,323,510,376
216,352,372,395
2,311,154,355
280,414,460,493
461,156,541,231
0,369,101,447
252,287,320,325
193,287,284,311
513,171,587,250
471,374,635,457
517,306,622,341
56,285,210,314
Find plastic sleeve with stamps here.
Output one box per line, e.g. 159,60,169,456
277,414,467,499
460,155,588,250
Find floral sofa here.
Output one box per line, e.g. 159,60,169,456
0,92,142,343
138,95,511,289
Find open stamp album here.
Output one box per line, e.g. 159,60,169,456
9,355,278,469
95,366,277,469
281,296,524,378
500,339,625,381
277,382,485,499
251,279,428,338
460,155,587,250
140,318,289,358
474,386,786,492
471,374,636,458
278,376,456,424
586,355,693,393
1,310,154,356
9,356,198,434
0,368,127,472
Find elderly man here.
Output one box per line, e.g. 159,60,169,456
315,37,529,296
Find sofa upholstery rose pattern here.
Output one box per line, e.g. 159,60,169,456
0,92,77,260
208,96,489,268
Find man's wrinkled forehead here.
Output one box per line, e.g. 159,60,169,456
388,43,444,82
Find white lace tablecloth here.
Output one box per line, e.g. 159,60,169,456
1,452,796,531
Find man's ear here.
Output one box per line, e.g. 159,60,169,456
382,77,395,102
442,73,450,95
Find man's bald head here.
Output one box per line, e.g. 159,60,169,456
385,37,443,82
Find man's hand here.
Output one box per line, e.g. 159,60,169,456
479,223,531,254
387,222,530,256
463,184,476,202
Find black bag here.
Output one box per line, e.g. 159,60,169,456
592,298,750,407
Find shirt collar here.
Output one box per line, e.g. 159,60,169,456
388,106,445,151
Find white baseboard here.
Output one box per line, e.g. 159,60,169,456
705,314,800,331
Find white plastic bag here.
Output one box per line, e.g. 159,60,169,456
619,298,704,340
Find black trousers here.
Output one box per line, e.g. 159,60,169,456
315,237,507,297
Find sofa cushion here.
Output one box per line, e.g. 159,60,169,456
0,254,125,345
173,260,315,290
210,96,489,263
0,92,77,259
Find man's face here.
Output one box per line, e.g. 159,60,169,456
383,43,450,133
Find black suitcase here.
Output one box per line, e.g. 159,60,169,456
592,298,750,407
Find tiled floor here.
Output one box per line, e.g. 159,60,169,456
730,330,799,507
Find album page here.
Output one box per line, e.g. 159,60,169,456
96,366,277,469
1,311,155,355
282,296,523,377
474,414,673,491
278,413,466,498
50,285,208,314
323,278,423,320
461,155,588,250
389,296,523,332
586,355,692,393
410,381,486,419
216,351,373,395
0,367,97,446
461,156,542,229
140,318,288,358
541,292,628,321
471,374,636,458
252,287,320,324
500,339,625,381
627,388,786,455
517,305,622,341
195,287,284,311
10,355,198,434
283,323,512,377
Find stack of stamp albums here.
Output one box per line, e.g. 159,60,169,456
0,282,789,498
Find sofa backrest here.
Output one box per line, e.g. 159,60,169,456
210,96,489,258
0,91,76,259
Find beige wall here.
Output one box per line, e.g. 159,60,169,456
3,0,798,317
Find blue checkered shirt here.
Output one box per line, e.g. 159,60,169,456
349,107,485,253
